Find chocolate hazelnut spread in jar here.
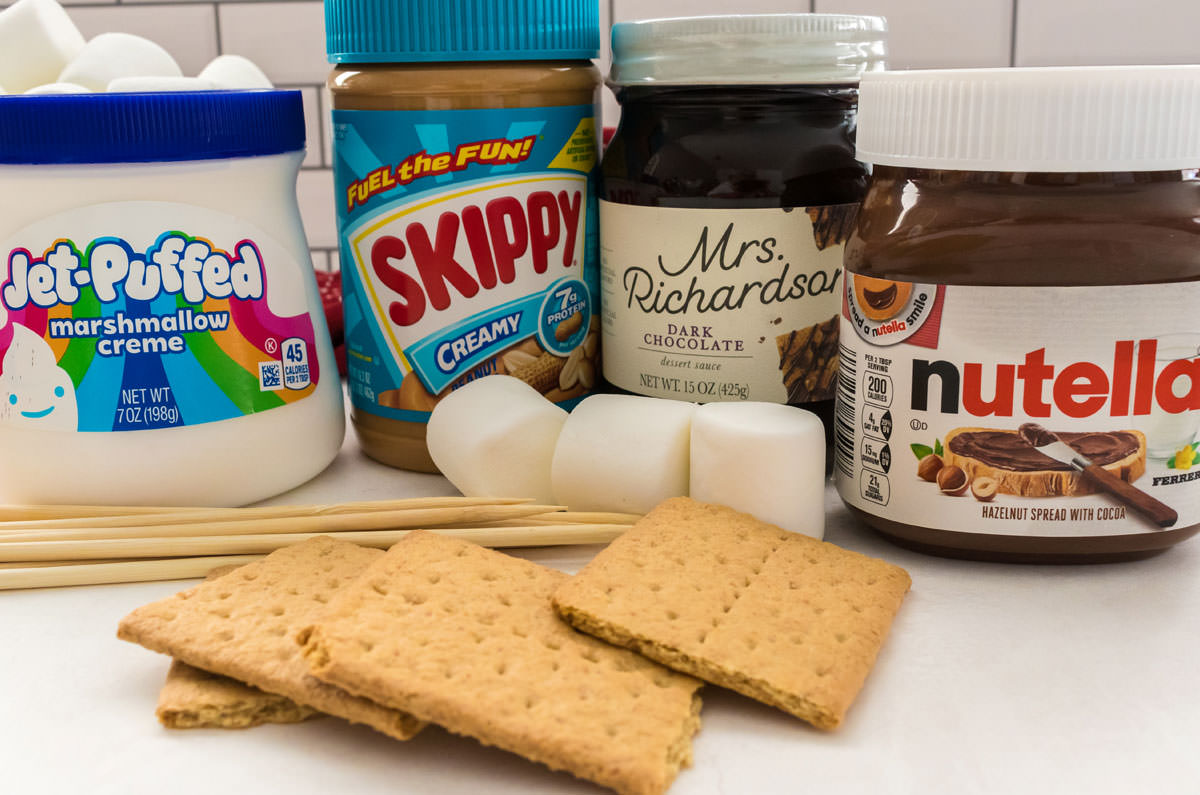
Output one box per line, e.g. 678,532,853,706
836,66,1200,562
599,15,887,456
326,0,601,471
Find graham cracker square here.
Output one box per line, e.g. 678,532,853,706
552,498,911,730
299,530,702,795
118,537,424,741
157,660,321,729
154,565,319,729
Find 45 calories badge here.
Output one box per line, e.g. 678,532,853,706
844,274,946,349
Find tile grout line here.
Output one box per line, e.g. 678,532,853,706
1009,0,1018,67
212,1,222,54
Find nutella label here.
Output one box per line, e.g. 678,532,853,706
836,276,1200,537
599,202,856,403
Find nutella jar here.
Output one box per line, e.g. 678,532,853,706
599,15,887,453
837,66,1200,562
325,0,601,471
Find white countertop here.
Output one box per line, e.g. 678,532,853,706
4,417,1200,795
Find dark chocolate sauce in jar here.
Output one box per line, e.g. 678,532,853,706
597,15,888,466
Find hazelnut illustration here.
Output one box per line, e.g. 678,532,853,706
971,476,999,502
936,465,969,496
916,453,944,482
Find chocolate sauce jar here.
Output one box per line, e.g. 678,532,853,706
837,66,1200,562
599,14,887,453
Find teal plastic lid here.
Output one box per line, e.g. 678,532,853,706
326,0,599,63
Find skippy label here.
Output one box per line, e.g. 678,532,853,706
332,105,599,420
0,202,319,433
835,276,1200,537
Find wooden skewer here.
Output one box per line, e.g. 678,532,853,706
0,504,200,521
0,558,150,569
0,555,266,590
0,496,532,530
519,511,641,525
0,523,629,572
0,504,566,543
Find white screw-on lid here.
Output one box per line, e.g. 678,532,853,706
856,66,1200,172
609,14,887,86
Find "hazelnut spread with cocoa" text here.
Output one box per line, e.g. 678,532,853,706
836,66,1200,562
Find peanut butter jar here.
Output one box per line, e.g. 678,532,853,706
325,0,601,471
837,66,1200,562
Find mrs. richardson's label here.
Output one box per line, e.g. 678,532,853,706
835,276,1200,537
599,203,856,404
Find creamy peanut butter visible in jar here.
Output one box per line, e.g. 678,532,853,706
837,66,1200,562
325,0,602,471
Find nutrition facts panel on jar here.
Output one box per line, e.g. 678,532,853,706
834,342,894,506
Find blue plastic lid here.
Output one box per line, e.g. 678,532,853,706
326,0,599,63
0,90,306,165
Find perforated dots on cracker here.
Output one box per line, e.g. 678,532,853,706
553,497,911,730
117,536,424,741
300,530,702,795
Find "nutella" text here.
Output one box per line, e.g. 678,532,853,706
911,340,1200,418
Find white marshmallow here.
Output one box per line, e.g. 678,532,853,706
24,81,89,94
552,394,696,514
426,375,567,503
107,76,215,92
198,54,272,89
0,0,85,94
58,32,181,92
689,402,826,539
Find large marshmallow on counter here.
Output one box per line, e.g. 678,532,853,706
426,375,567,504
689,402,826,539
552,394,696,514
199,54,272,89
0,0,85,94
59,33,181,91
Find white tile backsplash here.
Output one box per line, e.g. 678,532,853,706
814,0,1012,68
614,0,811,21
7,0,1197,267
217,1,328,84
1016,0,1200,67
296,168,338,250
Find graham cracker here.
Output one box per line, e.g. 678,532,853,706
299,530,702,795
552,498,911,730
156,565,319,730
118,537,423,741
157,660,321,729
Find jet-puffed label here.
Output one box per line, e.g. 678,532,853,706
0,202,320,432
333,105,600,420
835,276,1200,537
